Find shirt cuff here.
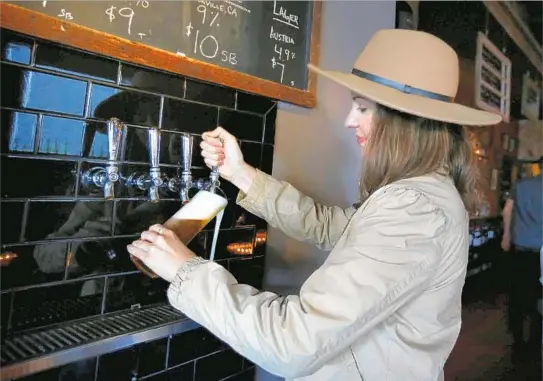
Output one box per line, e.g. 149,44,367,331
235,168,268,214
167,256,209,301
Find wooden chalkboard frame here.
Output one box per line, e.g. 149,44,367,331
0,2,322,108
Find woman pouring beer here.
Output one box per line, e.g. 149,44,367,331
127,29,501,380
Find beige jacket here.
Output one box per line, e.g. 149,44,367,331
168,169,469,381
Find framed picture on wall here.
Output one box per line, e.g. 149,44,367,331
501,133,509,150
508,138,516,152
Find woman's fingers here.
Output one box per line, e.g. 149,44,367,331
200,140,224,155
127,242,149,260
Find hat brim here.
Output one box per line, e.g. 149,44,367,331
308,64,502,127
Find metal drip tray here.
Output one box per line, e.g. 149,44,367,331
0,304,199,380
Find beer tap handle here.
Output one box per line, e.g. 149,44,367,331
148,127,162,203
180,134,194,203
104,118,126,199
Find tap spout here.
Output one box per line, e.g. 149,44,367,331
180,133,194,203
148,127,163,203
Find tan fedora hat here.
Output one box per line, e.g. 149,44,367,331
308,29,502,126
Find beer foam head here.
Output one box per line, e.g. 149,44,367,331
171,190,227,220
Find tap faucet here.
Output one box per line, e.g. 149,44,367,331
179,133,194,203
147,127,162,203
81,118,126,199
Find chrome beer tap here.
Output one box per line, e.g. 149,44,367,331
179,133,194,203
81,118,126,199
126,127,164,202
147,127,163,202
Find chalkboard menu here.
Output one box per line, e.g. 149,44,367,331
2,1,321,107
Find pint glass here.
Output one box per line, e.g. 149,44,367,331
131,190,228,278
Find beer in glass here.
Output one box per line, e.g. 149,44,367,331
131,190,228,278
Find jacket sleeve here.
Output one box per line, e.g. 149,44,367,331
168,187,447,378
236,169,357,250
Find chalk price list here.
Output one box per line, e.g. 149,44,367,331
183,1,245,67
269,1,300,87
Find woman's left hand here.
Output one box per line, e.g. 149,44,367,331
127,224,196,282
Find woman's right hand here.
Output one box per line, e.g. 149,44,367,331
201,127,256,193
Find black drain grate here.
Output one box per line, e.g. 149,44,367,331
1,304,183,366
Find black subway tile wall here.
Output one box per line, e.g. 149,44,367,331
1,29,273,381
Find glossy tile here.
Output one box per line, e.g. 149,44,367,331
137,338,168,377
240,141,262,168
194,349,244,381
261,144,274,174
121,64,184,98
185,79,235,108
218,109,263,142
88,84,160,127
66,236,135,279
25,201,113,241
17,358,97,381
168,327,223,366
39,115,86,156
114,200,182,235
1,64,87,116
213,228,255,260
1,109,38,153
162,98,218,134
233,206,267,229
147,362,194,381
0,202,24,245
264,104,277,144
1,243,66,290
237,91,276,114
1,157,76,198
228,368,256,381
104,273,168,313
97,347,138,381
0,30,33,65
229,256,265,289
36,42,117,82
11,280,103,331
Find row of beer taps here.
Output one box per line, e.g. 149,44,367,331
81,118,219,202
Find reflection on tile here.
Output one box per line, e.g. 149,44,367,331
240,141,262,168
121,64,184,98
25,201,113,241
191,135,206,168
84,120,109,158
146,362,194,381
261,144,274,174
36,43,117,82
1,110,38,153
0,202,24,245
237,91,276,114
89,84,160,127
162,98,218,134
219,109,263,142
125,127,153,162
0,244,66,290
213,228,255,260
1,293,11,345
168,327,223,366
186,79,236,108
229,256,265,289
234,206,267,229
115,200,181,235
264,104,277,144
17,358,97,381
1,30,33,65
105,273,168,313
137,338,168,377
1,64,87,116
1,158,76,198
11,280,103,331
39,116,86,156
97,347,138,381
194,349,244,381
66,237,135,279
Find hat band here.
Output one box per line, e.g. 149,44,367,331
351,68,453,102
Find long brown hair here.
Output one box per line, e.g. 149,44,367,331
359,104,479,210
